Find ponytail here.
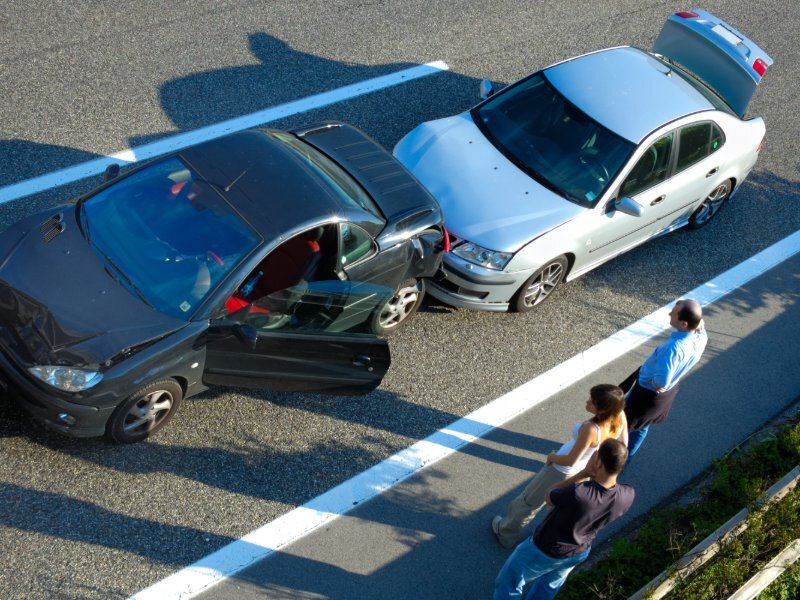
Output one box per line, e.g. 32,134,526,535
589,384,625,439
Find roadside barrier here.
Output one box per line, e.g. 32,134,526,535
629,466,800,600
727,538,800,600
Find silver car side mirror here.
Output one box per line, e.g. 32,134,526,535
615,196,644,217
479,79,495,100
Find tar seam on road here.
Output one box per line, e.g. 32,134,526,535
0,60,449,205
130,229,800,599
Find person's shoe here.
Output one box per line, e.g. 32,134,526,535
491,516,515,549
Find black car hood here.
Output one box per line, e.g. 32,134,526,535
0,207,185,368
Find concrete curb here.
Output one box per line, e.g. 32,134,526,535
728,538,800,600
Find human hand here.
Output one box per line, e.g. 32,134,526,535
546,452,556,465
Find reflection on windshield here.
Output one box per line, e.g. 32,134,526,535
473,73,634,206
82,157,260,319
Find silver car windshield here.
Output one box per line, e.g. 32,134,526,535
473,73,635,207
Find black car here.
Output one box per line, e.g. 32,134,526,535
0,123,444,442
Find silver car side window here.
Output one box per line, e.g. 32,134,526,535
620,132,674,197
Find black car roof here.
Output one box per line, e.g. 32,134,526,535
178,129,375,242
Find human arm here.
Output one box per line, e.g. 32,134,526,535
544,465,593,506
618,410,629,446
547,422,597,467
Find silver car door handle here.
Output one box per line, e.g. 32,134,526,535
650,195,666,206
706,167,719,178
353,355,374,371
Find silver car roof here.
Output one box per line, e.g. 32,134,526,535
544,46,713,143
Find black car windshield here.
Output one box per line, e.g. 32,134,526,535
81,157,260,319
269,131,384,219
472,73,635,207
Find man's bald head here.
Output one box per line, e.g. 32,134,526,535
675,299,702,330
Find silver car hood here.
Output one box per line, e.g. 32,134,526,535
394,113,583,253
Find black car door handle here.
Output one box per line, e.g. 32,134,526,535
650,195,666,206
352,355,374,371
706,167,719,178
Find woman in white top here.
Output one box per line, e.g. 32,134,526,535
491,384,627,548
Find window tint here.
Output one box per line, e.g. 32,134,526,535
710,124,725,154
472,73,634,207
676,123,712,172
620,133,674,198
245,281,392,337
340,223,374,266
269,131,384,219
83,157,259,319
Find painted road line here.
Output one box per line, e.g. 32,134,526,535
131,229,800,600
0,61,449,205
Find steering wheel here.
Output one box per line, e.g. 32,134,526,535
578,153,610,184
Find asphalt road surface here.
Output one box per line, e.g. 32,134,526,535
1,1,799,598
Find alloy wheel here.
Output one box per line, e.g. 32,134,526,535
693,181,731,227
122,389,175,435
378,281,423,330
522,261,565,307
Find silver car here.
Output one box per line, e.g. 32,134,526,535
394,10,772,312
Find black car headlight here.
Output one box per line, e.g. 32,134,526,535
28,366,103,392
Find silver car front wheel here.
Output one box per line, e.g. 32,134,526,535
689,179,732,229
512,256,568,312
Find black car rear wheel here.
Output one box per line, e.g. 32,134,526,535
375,278,425,334
106,378,183,443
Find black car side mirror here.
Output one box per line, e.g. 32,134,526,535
232,323,258,349
103,163,121,182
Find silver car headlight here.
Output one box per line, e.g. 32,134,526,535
28,366,103,392
452,241,513,270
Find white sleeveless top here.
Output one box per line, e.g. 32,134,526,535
552,421,602,475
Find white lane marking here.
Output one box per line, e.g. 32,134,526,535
131,229,800,600
0,61,449,205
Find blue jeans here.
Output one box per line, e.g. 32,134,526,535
493,537,590,600
626,426,650,462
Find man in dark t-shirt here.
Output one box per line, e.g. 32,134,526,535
493,439,635,600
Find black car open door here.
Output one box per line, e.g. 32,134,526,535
202,280,391,395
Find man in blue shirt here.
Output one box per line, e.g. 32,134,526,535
624,299,707,458
493,439,635,600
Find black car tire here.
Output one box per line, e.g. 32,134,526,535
688,179,732,229
374,278,425,334
511,256,568,312
106,378,183,443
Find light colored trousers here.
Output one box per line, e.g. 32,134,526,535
495,464,569,548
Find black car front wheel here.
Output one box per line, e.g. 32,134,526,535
106,378,183,443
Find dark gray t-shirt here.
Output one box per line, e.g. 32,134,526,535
533,480,635,558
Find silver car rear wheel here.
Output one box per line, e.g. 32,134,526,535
689,179,732,229
512,256,568,312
